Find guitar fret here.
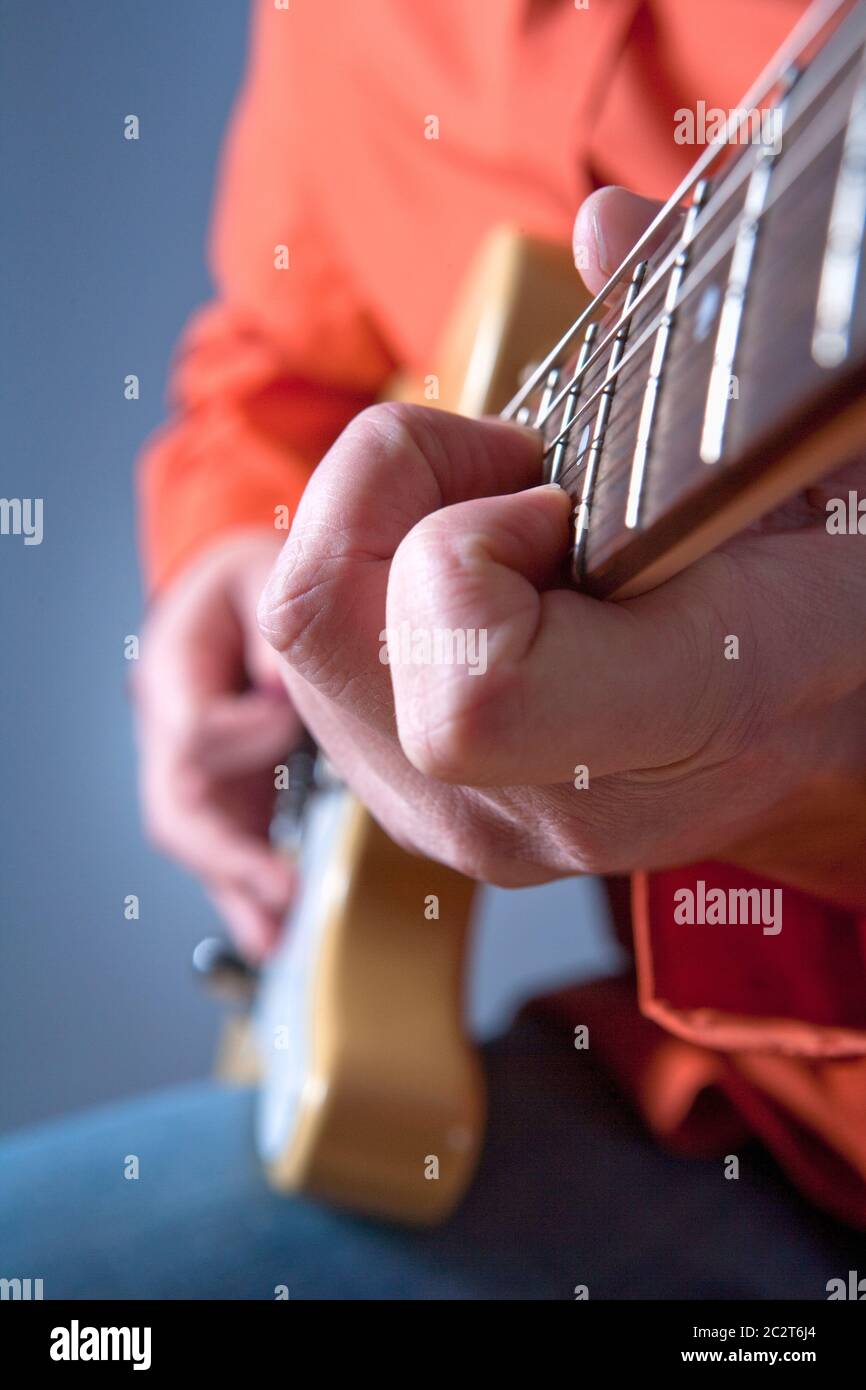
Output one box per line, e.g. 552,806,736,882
545,323,598,484
699,75,798,465
571,261,648,582
492,7,866,601
535,368,560,426
625,179,710,530
812,46,866,367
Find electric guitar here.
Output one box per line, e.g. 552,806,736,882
249,230,588,1225
220,0,866,1225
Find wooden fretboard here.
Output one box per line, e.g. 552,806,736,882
505,0,866,599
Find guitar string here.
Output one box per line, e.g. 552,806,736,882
503,0,853,417
550,91,858,503
532,24,865,440
532,143,769,436
542,72,863,482
502,0,854,419
548,65,862,476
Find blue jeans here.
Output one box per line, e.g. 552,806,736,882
0,1013,859,1299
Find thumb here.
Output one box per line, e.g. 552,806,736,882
573,186,677,296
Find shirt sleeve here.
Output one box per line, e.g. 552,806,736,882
136,0,396,594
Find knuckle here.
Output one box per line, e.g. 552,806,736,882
349,400,428,451
348,399,417,441
256,533,331,664
347,401,449,483
256,589,284,653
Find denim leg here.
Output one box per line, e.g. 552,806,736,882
0,1014,860,1299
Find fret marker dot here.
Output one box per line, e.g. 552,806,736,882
694,283,722,343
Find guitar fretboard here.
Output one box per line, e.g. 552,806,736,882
506,0,866,599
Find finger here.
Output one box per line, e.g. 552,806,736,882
258,404,543,725
245,628,297,696
386,485,735,785
143,772,295,916
138,605,244,746
206,882,285,962
192,690,300,779
573,187,679,296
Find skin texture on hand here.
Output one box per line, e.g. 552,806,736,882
257,190,866,908
135,531,300,959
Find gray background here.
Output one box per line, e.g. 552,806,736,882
0,0,620,1137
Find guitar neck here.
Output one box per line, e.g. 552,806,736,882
507,0,866,600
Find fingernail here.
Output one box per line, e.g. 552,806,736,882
592,208,611,276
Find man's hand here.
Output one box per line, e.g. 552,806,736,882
257,190,866,907
135,532,299,959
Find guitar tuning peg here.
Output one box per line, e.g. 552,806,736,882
192,936,258,1007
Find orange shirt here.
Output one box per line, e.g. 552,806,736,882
139,0,807,592
138,0,866,1226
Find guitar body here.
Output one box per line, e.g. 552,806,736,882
255,787,481,1224
249,230,590,1224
